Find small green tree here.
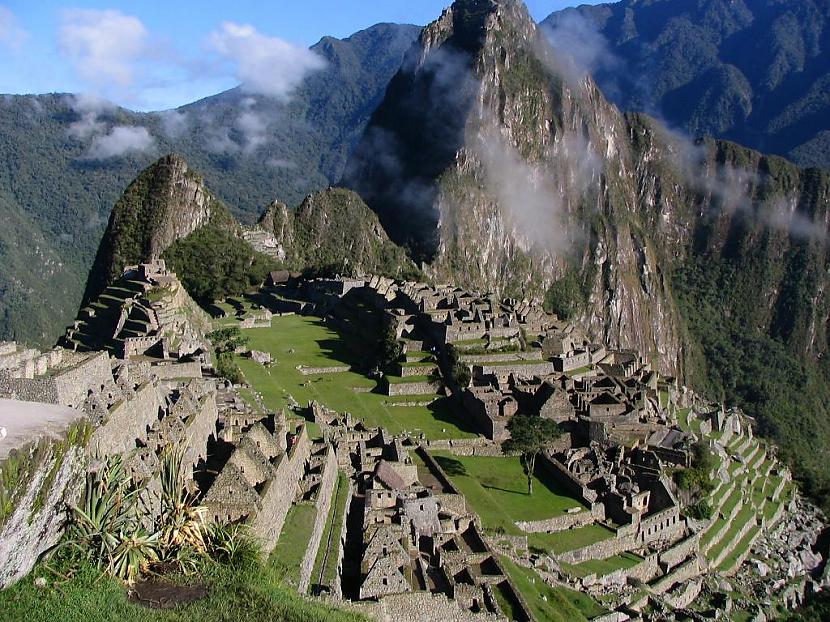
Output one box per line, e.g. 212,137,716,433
502,415,562,495
446,345,471,388
379,324,404,370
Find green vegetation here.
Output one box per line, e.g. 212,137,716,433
543,270,589,321
163,212,275,305
674,442,716,498
0,25,421,345
311,471,349,590
502,415,562,495
544,0,830,170
785,593,830,621
0,554,366,622
430,453,591,552
208,327,248,385
270,504,318,586
236,315,477,441
446,344,471,389
276,189,420,280
675,257,830,511
378,323,403,370
498,556,604,622
561,551,643,579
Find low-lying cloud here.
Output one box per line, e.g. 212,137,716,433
208,22,326,99
540,11,622,89
86,126,154,159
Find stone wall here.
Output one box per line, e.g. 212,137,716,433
53,352,113,408
181,393,217,471
417,446,462,496
537,454,598,504
362,591,505,622
299,445,338,594
386,379,441,396
459,351,542,364
332,482,354,599
298,365,351,376
665,578,702,609
150,361,202,380
90,382,162,456
515,504,604,533
476,361,555,378
651,556,704,594
658,532,701,571
0,415,90,588
249,425,311,552
560,531,635,564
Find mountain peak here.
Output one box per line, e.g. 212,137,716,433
81,154,225,304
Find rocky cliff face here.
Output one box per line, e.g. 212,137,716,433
343,0,830,376
82,154,230,304
344,0,686,373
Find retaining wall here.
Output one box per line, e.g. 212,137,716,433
298,446,338,593
249,425,311,552
515,504,603,533
332,482,354,599
386,379,441,396
298,365,351,376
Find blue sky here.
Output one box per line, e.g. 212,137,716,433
0,0,602,111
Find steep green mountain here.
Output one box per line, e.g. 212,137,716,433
0,23,420,346
83,154,233,303
343,0,830,505
83,155,414,310
542,0,830,170
255,188,418,278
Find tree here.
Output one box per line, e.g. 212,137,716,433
379,323,404,370
502,415,562,495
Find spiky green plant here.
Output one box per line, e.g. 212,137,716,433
208,522,261,568
66,456,159,582
156,446,211,569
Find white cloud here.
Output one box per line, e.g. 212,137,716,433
87,126,154,159
66,93,113,138
0,6,28,51
237,97,269,153
208,22,325,99
158,109,189,138
58,9,148,88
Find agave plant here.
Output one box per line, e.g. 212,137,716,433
66,456,160,582
156,446,211,568
208,522,260,568
109,530,160,582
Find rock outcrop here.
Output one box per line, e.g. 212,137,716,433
82,154,231,305
0,400,90,588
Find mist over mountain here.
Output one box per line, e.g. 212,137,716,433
542,0,830,170
0,23,419,345
343,0,830,503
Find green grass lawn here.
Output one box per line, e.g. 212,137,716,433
560,551,643,579
431,453,588,528
312,472,349,589
498,556,605,622
428,452,610,555
0,557,366,622
528,523,617,555
270,504,318,587
235,315,477,441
